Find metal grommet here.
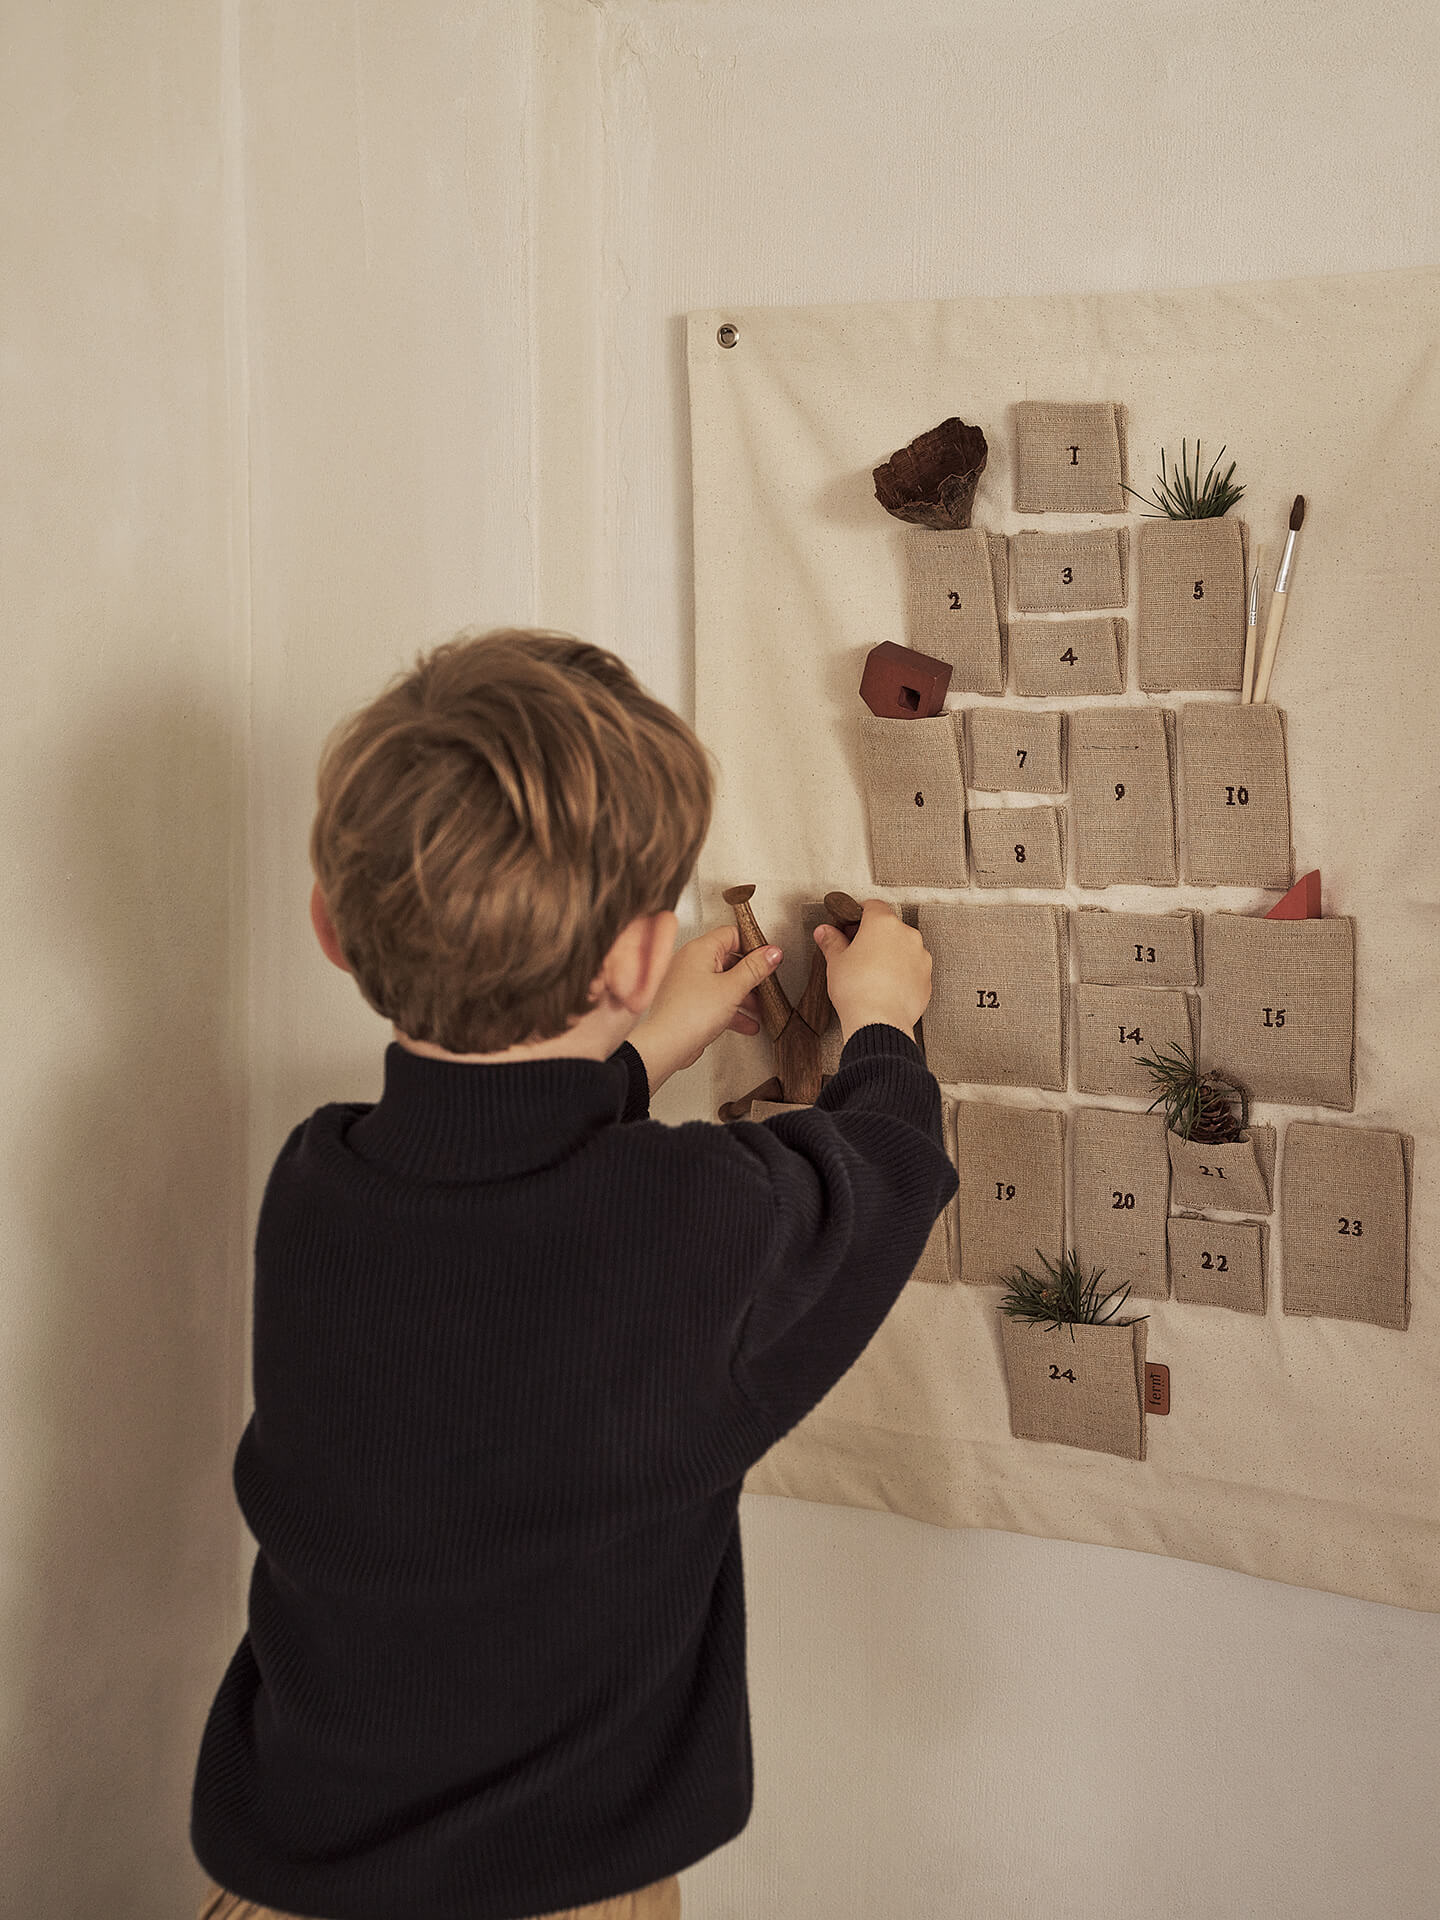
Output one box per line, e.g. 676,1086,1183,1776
716,323,739,349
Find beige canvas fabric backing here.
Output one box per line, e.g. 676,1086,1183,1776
688,267,1440,1611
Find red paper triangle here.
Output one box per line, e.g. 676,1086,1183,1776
1265,870,1322,919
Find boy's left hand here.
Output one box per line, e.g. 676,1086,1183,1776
630,925,783,1094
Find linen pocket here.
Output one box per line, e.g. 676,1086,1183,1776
1281,1123,1411,1330
1166,1125,1275,1214
1137,518,1248,691
1012,528,1128,613
1073,908,1199,987
953,1102,1066,1288
1009,616,1127,696
858,712,967,886
1178,703,1294,889
967,806,1066,889
965,707,1066,792
1012,401,1128,514
1199,916,1355,1109
1071,1105,1171,1300
1073,985,1195,1099
917,902,1068,1091
752,1095,959,1285
904,528,1004,691
998,1317,1147,1459
1069,707,1178,887
1168,1215,1267,1312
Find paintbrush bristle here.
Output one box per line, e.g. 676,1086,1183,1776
1290,494,1306,529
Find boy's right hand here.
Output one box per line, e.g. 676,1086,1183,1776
813,900,933,1043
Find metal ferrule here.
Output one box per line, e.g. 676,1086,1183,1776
1275,528,1298,594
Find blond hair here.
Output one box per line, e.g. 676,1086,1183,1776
310,630,713,1052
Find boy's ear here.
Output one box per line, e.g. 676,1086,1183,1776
600,910,678,1014
310,881,352,974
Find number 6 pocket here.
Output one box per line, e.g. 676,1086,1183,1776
857,711,968,886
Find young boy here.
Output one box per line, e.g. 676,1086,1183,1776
191,630,956,1920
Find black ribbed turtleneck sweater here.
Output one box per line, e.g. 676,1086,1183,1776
191,1023,956,1920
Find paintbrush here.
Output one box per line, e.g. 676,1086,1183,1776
1252,496,1306,703
1241,548,1262,702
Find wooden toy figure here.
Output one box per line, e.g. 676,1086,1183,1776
716,886,861,1120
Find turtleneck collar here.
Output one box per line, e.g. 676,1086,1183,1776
344,1041,631,1183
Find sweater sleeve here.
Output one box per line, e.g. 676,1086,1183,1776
724,1023,957,1440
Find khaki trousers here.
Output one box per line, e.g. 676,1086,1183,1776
200,1877,681,1920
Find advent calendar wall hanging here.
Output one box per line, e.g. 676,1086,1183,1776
686,266,1440,1613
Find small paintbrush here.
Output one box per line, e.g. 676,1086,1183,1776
1252,495,1306,703
1241,548,1262,703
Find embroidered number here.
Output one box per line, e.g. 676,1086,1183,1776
1118,1027,1143,1045
1060,647,1078,665
1016,748,1027,768
914,791,925,807
1193,579,1205,599
1200,1251,1230,1272
1225,785,1250,806
994,1182,1016,1201
976,989,1000,1008
1068,446,1080,465
1199,1164,1228,1179
948,591,962,610
1111,1191,1136,1210
1339,1217,1363,1236
1048,1364,1077,1383
1114,783,1126,800
1134,945,1157,963
1262,1007,1286,1027
1061,566,1074,584
1014,844,1026,864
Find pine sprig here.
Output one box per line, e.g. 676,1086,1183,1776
1125,439,1244,518
997,1248,1143,1342
1138,1040,1250,1142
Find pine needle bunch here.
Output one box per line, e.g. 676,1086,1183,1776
1139,1040,1250,1142
997,1249,1142,1341
1126,440,1244,518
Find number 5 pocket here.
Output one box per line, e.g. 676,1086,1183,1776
998,1317,1148,1459
858,711,967,886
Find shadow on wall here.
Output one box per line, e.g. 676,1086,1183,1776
1,681,248,1919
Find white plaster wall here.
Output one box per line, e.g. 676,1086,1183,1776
0,3,251,1912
